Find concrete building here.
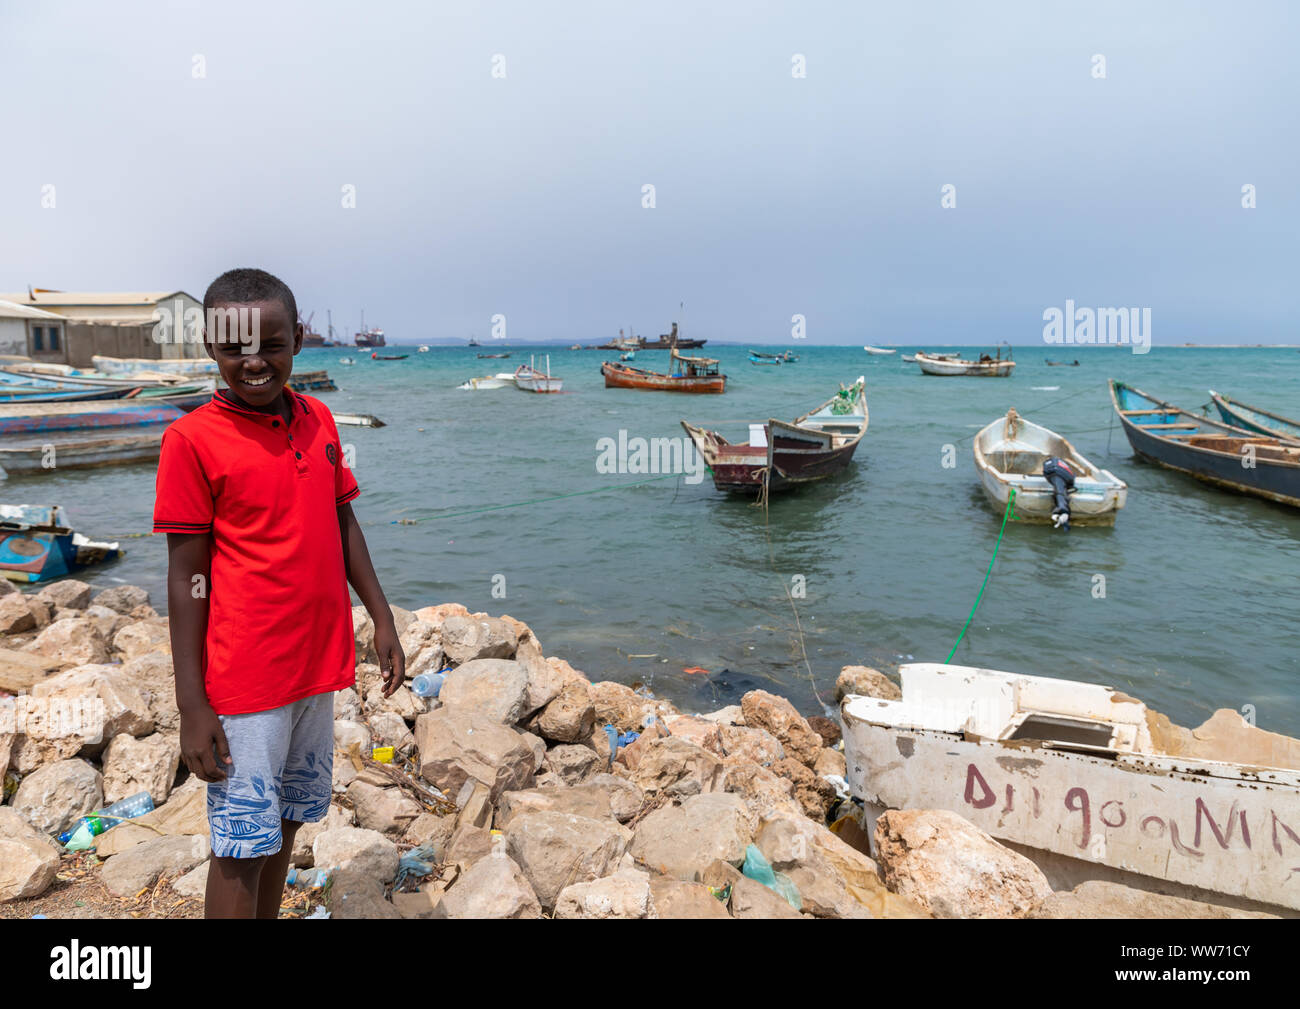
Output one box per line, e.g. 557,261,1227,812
0,289,207,368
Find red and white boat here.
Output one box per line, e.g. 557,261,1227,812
514,356,563,394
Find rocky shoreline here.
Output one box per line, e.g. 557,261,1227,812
0,580,1276,918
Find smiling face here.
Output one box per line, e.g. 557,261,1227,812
204,298,302,409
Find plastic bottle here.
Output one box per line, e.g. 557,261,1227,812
57,791,155,847
410,670,448,698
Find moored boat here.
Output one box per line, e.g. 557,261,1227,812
370,353,408,361
1209,391,1300,443
916,350,1015,376
0,505,123,582
842,662,1300,913
900,354,917,363
514,356,563,393
0,390,208,437
0,429,166,477
863,346,896,355
455,373,515,391
333,412,386,428
682,376,868,495
973,408,1127,527
602,348,726,394
1110,380,1300,508
286,370,336,391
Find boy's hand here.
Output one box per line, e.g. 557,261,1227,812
180,705,233,782
374,621,406,697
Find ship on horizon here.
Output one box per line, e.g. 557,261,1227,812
355,310,386,348
595,321,705,351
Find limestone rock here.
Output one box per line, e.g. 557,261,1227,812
814,747,847,779
346,781,422,838
414,707,536,801
399,619,445,678
555,869,656,919
771,757,837,821
110,617,172,660
1027,880,1278,920
663,714,724,754
312,827,400,883
171,859,209,898
836,665,901,702
535,683,596,743
334,688,362,722
367,710,415,758
27,597,51,629
80,605,128,641
12,758,103,836
505,810,632,911
730,875,804,919
630,736,725,797
629,792,753,882
26,618,109,666
445,823,502,867
351,606,374,665
327,865,401,919
290,803,356,867
100,833,210,898
496,777,644,829
411,602,470,627
874,809,1050,918
333,719,371,753
438,658,530,724
101,732,181,804
440,615,518,664
0,808,62,902
362,678,427,722
590,681,677,732
544,743,600,785
701,705,744,726
432,854,542,919
0,593,35,634
36,579,92,611
718,724,785,766
91,585,150,615
30,663,154,751
118,653,178,733
649,877,732,919
401,811,456,852
741,690,822,769
722,762,803,820
807,715,841,747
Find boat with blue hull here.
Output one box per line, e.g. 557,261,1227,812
1209,391,1300,444
0,390,209,437
0,505,123,582
1110,380,1300,509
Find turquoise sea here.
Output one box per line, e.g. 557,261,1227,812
12,344,1300,735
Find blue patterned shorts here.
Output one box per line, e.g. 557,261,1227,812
207,691,335,859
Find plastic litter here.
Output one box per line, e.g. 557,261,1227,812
741,844,801,910
393,843,439,890
58,791,155,849
285,867,331,889
305,906,331,919
602,724,640,769
410,667,452,698
371,745,394,763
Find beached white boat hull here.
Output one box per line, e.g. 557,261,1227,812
843,663,1300,911
916,352,1014,376
974,409,1127,525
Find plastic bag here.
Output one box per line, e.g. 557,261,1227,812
741,843,800,910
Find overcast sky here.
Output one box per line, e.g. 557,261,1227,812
1,1,1295,345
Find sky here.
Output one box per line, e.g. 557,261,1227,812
1,1,1296,346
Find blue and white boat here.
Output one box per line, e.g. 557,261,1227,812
1209,391,1300,444
0,505,123,582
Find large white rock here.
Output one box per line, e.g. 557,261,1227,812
312,826,400,883
110,617,172,660
100,833,210,898
101,732,181,804
91,585,151,615
440,615,518,664
0,808,62,902
874,809,1051,919
432,853,542,919
12,758,103,837
30,663,154,750
505,810,632,911
630,792,753,882
414,707,536,800
36,579,93,611
437,658,530,724
25,618,109,666
555,868,657,919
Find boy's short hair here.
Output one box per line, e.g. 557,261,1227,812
203,268,298,328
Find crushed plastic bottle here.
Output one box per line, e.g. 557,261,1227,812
58,791,155,849
410,668,451,698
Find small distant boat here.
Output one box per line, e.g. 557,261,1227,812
1046,359,1081,367
333,412,386,428
339,357,354,366
418,345,430,353
456,373,515,391
0,505,123,582
602,348,726,394
569,344,583,351
1209,391,1300,444
619,351,636,362
682,376,868,495
1110,380,1300,509
916,350,1015,377
477,353,511,359
973,408,1127,527
371,353,408,361
900,354,917,363
467,337,481,347
749,353,782,366
863,346,896,355
514,356,563,393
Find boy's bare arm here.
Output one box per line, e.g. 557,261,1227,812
166,532,231,781
338,503,405,696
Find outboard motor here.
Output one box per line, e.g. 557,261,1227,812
1042,457,1076,530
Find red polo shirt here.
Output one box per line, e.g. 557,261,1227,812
153,390,360,715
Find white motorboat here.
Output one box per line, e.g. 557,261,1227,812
514,356,563,393
916,350,1014,376
973,408,1127,526
863,346,896,355
455,373,516,391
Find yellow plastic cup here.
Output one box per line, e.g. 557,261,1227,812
371,745,395,764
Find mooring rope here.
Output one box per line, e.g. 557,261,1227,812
944,486,1016,663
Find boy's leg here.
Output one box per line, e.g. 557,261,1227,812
205,853,267,918
270,692,336,917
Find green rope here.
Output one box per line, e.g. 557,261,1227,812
945,487,1015,663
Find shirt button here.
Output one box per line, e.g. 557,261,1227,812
272,420,280,427
288,434,294,441
295,452,303,459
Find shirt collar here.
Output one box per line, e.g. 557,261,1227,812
214,387,310,419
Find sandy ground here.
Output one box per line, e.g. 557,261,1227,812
0,850,318,920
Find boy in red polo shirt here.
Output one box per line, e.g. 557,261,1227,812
155,268,405,918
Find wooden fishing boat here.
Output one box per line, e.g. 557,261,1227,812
514,356,563,393
862,346,896,355
681,376,868,495
0,391,207,436
1110,380,1300,508
0,385,134,403
91,355,218,376
286,370,337,391
749,354,782,366
916,350,1015,376
1209,391,1300,443
973,408,1126,526
333,412,386,428
1045,359,1080,367
0,366,208,390
0,429,166,477
602,348,726,394
477,353,511,359
370,353,408,361
0,505,124,582
842,662,1300,913
456,373,515,391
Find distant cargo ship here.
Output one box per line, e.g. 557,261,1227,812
595,322,705,351
299,311,335,348
355,310,385,348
